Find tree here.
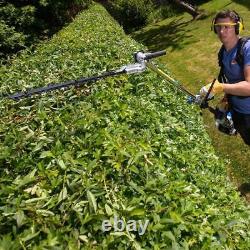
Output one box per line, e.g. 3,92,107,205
0,0,92,62
172,0,201,19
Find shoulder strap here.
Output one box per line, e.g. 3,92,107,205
218,45,228,82
218,45,224,67
235,36,250,68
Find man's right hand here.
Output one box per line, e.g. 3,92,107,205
199,79,224,98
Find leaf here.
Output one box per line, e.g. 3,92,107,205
36,209,55,217
105,204,113,216
163,231,176,242
169,211,184,223
40,151,54,158
15,210,25,228
58,186,67,203
87,190,97,213
129,208,145,217
25,197,47,204
57,159,66,170
13,169,37,188
111,232,126,237
21,231,40,242
79,235,88,243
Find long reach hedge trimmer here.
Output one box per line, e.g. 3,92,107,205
6,51,167,100
5,50,236,135
7,50,207,106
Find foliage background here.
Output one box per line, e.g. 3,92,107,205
0,0,92,61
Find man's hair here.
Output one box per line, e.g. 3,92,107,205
214,10,240,24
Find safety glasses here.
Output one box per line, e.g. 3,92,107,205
214,23,237,32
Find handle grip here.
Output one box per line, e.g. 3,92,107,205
134,50,166,63
144,50,166,60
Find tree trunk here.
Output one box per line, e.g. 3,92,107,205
173,0,201,19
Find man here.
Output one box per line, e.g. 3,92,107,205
200,10,250,145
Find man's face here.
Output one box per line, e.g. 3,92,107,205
214,17,238,43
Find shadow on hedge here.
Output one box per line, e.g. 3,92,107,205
238,182,250,203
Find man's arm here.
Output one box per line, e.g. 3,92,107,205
223,65,250,96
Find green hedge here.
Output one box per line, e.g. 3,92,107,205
0,3,249,249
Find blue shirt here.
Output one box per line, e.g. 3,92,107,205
222,39,250,114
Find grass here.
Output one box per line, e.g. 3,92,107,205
131,0,250,200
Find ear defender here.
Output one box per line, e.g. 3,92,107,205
211,18,217,33
233,10,244,35
236,20,244,35
233,19,244,35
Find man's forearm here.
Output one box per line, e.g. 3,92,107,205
223,81,250,96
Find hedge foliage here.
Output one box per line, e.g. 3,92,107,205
0,3,250,249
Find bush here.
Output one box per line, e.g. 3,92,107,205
0,3,37,58
147,1,182,23
103,0,155,32
0,20,27,57
0,0,92,62
100,0,183,32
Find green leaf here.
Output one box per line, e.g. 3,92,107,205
105,204,113,216
169,211,184,223
129,208,145,217
87,190,97,213
57,159,67,170
21,231,40,243
58,186,68,203
163,231,176,242
40,151,54,158
36,209,55,217
15,210,25,228
79,235,88,243
13,169,37,188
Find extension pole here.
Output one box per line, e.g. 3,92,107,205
146,61,196,98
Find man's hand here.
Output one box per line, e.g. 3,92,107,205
200,80,224,98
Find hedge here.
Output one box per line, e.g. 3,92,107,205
0,3,249,249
